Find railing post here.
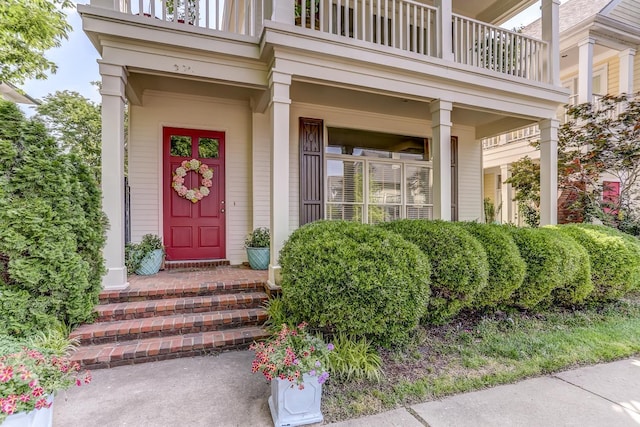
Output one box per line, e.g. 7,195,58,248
271,0,295,24
435,0,453,61
89,0,121,10
541,0,560,85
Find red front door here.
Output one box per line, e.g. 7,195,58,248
163,127,225,260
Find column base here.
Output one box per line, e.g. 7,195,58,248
102,267,129,290
267,264,282,289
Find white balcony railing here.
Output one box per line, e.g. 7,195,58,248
120,0,261,36
452,14,548,82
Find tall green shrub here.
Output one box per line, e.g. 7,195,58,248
0,101,106,336
459,222,526,308
554,224,640,301
279,221,431,347
507,227,565,309
379,220,488,323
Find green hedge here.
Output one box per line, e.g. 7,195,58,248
278,221,431,347
543,228,593,306
379,220,488,323
459,222,526,307
554,224,640,301
0,101,106,336
507,227,566,309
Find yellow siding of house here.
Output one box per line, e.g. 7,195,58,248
484,173,496,206
635,54,640,93
604,55,619,95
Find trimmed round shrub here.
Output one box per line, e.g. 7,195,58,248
459,222,526,308
554,224,640,301
507,227,566,309
379,220,488,323
278,221,431,347
543,227,593,306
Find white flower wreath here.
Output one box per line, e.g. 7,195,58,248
171,159,214,203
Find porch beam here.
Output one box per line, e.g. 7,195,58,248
539,118,559,226
619,48,636,96
541,0,560,85
268,69,292,286
430,99,453,221
99,62,129,290
577,37,595,103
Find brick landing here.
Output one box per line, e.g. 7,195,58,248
71,266,270,369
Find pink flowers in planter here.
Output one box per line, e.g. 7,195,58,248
171,159,214,203
0,348,91,420
250,323,333,390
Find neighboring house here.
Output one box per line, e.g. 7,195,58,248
0,82,38,105
483,0,640,224
79,0,565,290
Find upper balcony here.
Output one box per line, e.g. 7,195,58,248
88,0,553,85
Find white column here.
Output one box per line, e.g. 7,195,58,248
99,62,129,290
271,0,295,24
541,0,560,85
619,48,636,96
500,164,513,224
430,100,453,220
268,70,291,286
539,118,559,226
577,38,595,103
435,0,453,61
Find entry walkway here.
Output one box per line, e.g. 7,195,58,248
54,355,640,426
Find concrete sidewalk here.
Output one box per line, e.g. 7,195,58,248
54,354,640,427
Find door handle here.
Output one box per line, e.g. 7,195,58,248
221,209,225,213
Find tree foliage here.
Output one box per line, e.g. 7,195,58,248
0,100,106,336
505,157,540,227
35,90,102,178
0,0,72,85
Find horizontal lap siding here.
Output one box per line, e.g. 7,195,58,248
456,129,483,221
129,91,251,264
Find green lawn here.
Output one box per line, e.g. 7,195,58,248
322,295,640,422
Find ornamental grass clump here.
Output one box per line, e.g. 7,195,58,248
0,348,91,421
250,323,333,389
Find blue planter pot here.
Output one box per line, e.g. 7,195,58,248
135,249,164,275
246,247,270,270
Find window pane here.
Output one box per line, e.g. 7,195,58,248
170,135,192,157
199,138,219,158
368,205,400,224
327,159,364,203
326,204,363,222
406,165,432,205
368,162,401,204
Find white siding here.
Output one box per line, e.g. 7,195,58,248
251,112,271,229
456,129,483,222
129,91,252,264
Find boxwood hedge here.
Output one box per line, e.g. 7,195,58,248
459,222,526,308
278,221,431,347
554,224,640,301
379,220,488,323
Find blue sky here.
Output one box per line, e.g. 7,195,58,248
20,0,557,110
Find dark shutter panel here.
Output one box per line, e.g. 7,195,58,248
451,136,458,221
299,117,324,225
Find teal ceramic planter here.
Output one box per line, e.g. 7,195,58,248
246,247,269,270
135,249,163,275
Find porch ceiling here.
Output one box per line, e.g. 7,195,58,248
449,0,538,25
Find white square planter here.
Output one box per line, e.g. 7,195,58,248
268,374,323,427
0,396,53,427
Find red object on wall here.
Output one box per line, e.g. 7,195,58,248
603,181,620,215
163,127,225,260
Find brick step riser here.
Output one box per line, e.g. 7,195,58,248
98,284,266,304
95,300,267,322
77,317,268,345
80,339,257,370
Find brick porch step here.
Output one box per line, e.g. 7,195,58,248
163,259,230,270
71,308,269,345
71,326,269,370
99,280,266,303
95,292,268,322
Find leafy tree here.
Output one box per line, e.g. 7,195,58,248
35,90,102,177
0,100,106,336
505,157,540,227
0,0,72,85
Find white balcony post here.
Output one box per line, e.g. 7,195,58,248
271,0,295,24
577,38,595,104
99,62,129,290
431,99,453,220
541,0,560,85
435,0,453,61
619,48,636,96
268,69,292,286
500,164,513,224
90,0,123,11
539,118,559,226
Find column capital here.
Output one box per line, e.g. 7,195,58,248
619,48,637,58
268,69,292,87
98,61,128,80
538,118,560,131
577,37,596,48
430,99,453,113
540,0,561,8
